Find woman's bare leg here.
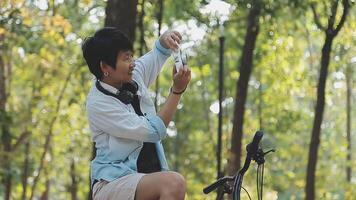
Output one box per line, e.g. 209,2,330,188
135,171,186,200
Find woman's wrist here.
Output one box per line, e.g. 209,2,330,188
170,86,186,95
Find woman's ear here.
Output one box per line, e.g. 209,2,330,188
100,61,110,72
100,61,111,78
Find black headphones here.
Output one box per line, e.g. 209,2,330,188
95,80,139,104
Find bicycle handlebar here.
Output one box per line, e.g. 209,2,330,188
203,176,234,194
203,131,265,198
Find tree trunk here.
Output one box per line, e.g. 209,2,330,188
305,34,333,200
70,158,78,200
21,140,30,200
105,0,138,42
154,0,164,110
138,0,146,56
40,168,50,200
0,32,12,200
345,65,352,182
305,1,350,199
228,4,260,175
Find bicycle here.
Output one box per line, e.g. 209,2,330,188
203,131,275,200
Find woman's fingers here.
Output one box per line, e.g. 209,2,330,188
183,67,190,76
172,30,182,40
159,31,182,50
172,65,177,75
171,34,181,44
174,66,191,81
186,68,191,78
181,68,190,80
168,37,178,50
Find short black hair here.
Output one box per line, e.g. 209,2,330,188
81,27,133,79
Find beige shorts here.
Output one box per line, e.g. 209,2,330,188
92,173,146,200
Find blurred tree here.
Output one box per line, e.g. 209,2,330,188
0,26,11,200
154,0,164,110
229,0,262,175
105,0,138,42
305,1,352,199
138,0,147,56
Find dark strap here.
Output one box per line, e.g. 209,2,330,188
131,95,144,116
131,95,161,173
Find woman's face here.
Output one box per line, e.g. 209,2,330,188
107,50,135,86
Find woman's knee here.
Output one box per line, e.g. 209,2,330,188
160,172,186,198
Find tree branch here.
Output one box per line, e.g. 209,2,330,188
11,131,31,151
328,0,339,30
333,0,351,35
311,3,326,31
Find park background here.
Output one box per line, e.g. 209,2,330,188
0,0,355,199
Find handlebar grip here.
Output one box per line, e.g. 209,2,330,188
203,179,223,194
246,131,264,156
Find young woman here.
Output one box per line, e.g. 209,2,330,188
82,27,190,200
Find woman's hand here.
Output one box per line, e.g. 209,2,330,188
159,31,182,51
172,65,191,94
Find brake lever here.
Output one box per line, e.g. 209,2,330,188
263,149,275,156
253,148,275,165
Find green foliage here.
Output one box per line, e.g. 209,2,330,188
0,0,355,199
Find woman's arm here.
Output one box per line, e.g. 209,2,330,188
157,67,191,126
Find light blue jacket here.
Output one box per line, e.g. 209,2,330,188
86,41,172,187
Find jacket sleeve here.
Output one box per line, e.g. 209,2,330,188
133,40,171,87
87,100,167,142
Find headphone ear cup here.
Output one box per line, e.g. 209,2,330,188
118,81,138,104
121,81,138,94
117,90,134,104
